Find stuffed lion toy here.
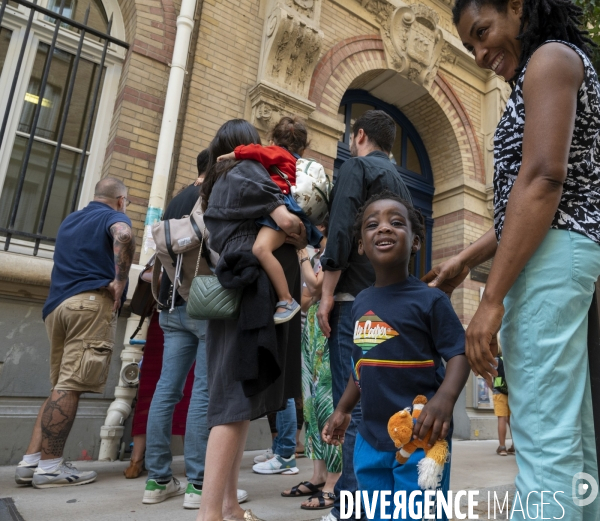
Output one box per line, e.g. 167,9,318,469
387,395,449,490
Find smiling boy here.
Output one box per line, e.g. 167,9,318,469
322,191,470,521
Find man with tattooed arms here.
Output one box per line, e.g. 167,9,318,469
15,177,135,488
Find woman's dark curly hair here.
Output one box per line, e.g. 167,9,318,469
452,0,594,83
200,119,261,211
353,190,425,255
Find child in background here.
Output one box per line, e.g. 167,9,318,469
322,191,470,521
218,116,323,324
493,349,514,456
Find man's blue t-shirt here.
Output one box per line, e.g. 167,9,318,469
42,201,132,320
351,276,465,452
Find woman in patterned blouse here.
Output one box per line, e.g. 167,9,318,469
423,0,600,518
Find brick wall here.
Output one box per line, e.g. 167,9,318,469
172,0,265,194
401,91,464,189
102,0,180,259
320,0,378,58
431,210,491,323
444,73,485,170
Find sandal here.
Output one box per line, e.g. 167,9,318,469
281,481,325,497
507,445,515,455
123,458,145,479
224,510,265,521
496,445,508,456
301,491,336,510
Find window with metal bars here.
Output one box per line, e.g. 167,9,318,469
0,0,128,257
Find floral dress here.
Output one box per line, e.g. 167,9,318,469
301,261,342,472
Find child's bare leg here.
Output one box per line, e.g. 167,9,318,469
253,227,292,313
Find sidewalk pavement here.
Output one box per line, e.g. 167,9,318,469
0,440,516,521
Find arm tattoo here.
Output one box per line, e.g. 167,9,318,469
110,222,135,282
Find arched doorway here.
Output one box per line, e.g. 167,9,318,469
335,89,434,277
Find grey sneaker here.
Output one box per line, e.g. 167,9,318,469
15,460,37,485
274,299,300,324
32,461,97,488
252,454,298,474
253,448,274,464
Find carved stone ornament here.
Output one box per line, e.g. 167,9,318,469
289,0,314,17
360,1,445,90
248,81,316,133
440,42,457,65
259,2,323,99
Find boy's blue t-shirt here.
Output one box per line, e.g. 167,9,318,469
42,202,132,320
351,276,465,452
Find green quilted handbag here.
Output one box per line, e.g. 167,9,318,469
187,235,242,320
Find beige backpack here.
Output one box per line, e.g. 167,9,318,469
151,196,218,311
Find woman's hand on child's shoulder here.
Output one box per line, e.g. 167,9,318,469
412,392,455,448
321,409,351,446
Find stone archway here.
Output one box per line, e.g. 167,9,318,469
309,35,387,117
308,35,484,187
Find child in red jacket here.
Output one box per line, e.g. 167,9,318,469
218,116,323,324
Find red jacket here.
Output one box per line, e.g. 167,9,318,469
233,144,296,195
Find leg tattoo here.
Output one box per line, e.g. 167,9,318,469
41,390,80,458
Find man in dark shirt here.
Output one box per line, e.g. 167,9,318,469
142,151,248,508
16,178,134,489
317,110,411,521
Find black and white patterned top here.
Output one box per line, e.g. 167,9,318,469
494,40,600,244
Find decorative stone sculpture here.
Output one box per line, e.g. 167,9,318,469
249,0,323,132
360,0,445,90
259,2,323,99
248,81,316,133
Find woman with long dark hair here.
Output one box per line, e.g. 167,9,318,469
424,0,600,517
196,119,304,521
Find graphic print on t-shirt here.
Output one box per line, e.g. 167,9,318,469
352,310,434,382
353,310,399,352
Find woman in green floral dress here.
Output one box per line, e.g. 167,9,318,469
283,227,342,510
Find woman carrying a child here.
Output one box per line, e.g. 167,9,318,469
217,116,323,324
424,0,600,518
196,118,308,521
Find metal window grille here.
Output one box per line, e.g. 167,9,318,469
0,0,128,255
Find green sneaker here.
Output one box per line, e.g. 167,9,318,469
142,477,185,504
183,483,202,509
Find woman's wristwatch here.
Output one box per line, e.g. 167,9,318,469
300,257,310,264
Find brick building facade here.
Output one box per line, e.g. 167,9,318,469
0,0,509,463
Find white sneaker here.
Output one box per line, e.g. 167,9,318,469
15,460,38,484
321,513,338,521
253,449,274,464
183,484,249,509
183,483,202,509
252,454,298,475
142,477,185,504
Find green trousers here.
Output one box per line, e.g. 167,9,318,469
501,230,600,520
